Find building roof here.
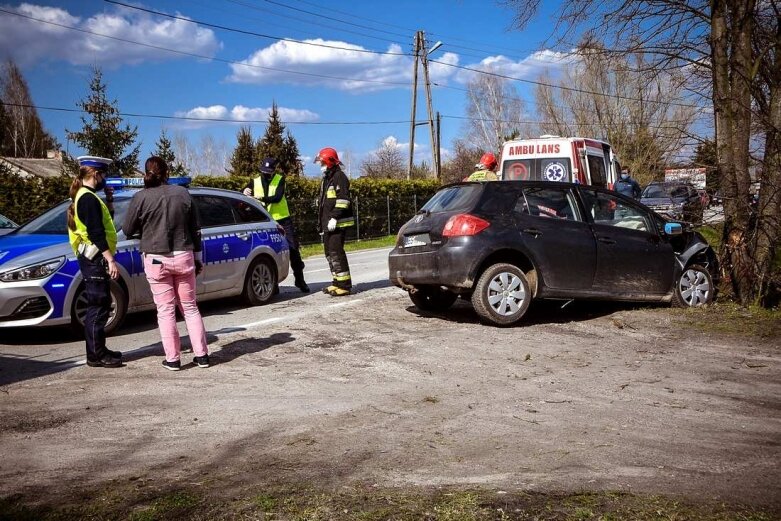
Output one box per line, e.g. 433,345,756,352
1,157,64,178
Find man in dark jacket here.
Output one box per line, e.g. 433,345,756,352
243,157,309,293
314,147,354,296
615,168,642,199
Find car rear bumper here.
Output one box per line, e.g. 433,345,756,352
388,238,479,289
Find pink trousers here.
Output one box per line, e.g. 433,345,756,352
143,251,208,362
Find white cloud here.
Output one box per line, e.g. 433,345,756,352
228,39,460,93
455,50,578,83
173,104,319,127
0,3,220,66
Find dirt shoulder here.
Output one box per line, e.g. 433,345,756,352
0,288,779,517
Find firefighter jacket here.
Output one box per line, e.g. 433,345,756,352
466,169,498,181
318,166,355,232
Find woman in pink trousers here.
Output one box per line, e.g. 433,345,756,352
123,157,209,370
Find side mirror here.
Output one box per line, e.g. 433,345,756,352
664,222,683,236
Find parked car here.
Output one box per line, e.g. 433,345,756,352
389,181,718,326
0,180,289,334
0,213,18,236
640,181,704,223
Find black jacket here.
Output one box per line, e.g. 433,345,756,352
317,166,354,232
123,184,202,254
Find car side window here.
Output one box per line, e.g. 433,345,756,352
515,187,580,221
580,190,651,232
228,197,268,223
193,196,236,228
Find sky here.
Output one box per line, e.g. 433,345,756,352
0,0,580,176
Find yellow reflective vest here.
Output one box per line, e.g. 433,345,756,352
253,174,291,221
68,187,117,254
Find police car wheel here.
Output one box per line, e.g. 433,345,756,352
409,286,458,312
242,256,277,305
471,263,531,327
71,280,128,336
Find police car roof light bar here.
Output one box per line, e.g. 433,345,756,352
105,177,191,189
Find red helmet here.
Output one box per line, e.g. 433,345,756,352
477,152,497,171
314,147,341,168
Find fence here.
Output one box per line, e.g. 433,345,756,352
287,195,426,245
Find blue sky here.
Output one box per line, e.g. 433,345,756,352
1,0,575,176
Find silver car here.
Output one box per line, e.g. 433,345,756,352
0,184,289,334
0,213,17,236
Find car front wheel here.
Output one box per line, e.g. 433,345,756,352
471,263,531,326
672,264,713,307
242,256,277,305
409,286,458,311
71,280,128,336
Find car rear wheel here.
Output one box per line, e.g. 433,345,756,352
71,280,127,336
672,264,713,307
471,263,531,326
409,286,458,311
242,256,277,305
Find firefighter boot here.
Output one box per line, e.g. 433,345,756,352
328,287,351,297
322,285,338,294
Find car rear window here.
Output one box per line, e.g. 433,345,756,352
420,184,482,213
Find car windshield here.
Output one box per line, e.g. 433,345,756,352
15,197,131,235
642,184,688,199
420,184,482,213
0,214,16,228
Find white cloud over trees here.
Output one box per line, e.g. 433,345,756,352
173,105,319,127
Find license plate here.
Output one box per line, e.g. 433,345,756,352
403,234,429,247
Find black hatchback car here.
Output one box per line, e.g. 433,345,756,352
389,181,718,326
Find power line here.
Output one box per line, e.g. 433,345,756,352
105,0,408,56
0,7,409,88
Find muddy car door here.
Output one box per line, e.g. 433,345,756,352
578,188,675,296
513,186,596,291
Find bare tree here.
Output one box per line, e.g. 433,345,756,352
464,69,529,154
1,60,58,157
440,139,482,184
173,132,229,176
361,137,406,179
502,0,780,306
534,48,698,186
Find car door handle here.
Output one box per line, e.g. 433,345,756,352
597,237,616,244
522,228,542,237
236,232,251,241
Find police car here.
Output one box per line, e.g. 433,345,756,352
0,178,290,334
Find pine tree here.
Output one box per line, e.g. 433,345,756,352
66,67,139,176
153,129,187,177
255,102,301,176
228,126,256,176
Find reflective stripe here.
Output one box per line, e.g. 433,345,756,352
335,198,350,209
334,272,351,281
336,217,355,228
326,187,337,198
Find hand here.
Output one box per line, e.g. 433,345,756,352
104,186,114,202
106,259,119,280
327,218,337,232
242,188,252,196
194,259,204,275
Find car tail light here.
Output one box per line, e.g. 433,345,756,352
442,214,490,237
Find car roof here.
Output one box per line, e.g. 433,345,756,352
112,186,244,199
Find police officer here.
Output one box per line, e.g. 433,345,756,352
465,152,499,181
615,167,642,199
314,147,354,296
66,156,122,368
243,157,309,293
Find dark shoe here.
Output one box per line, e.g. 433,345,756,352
107,349,122,359
162,360,181,371
87,356,122,368
328,287,351,297
295,278,310,293
193,355,210,368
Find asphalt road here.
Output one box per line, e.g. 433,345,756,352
0,247,394,372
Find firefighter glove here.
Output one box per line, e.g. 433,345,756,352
327,218,337,231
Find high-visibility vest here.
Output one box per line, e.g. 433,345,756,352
466,170,498,181
253,174,291,221
68,187,117,254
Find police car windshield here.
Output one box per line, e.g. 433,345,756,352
15,198,130,235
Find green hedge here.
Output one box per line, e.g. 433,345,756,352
0,165,72,224
192,175,441,244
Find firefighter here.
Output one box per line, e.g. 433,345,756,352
243,157,309,293
314,147,355,296
465,152,499,181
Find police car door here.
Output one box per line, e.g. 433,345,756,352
193,195,252,294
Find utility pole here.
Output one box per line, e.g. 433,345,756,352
408,31,442,180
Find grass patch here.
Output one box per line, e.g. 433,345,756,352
299,235,397,258
3,486,776,521
671,301,781,338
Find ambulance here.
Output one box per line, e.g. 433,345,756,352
498,135,621,189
